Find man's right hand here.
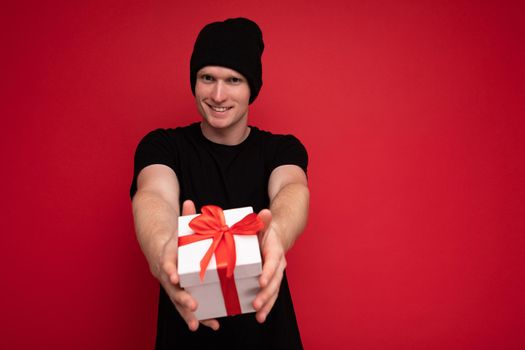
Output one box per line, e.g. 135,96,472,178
157,200,220,331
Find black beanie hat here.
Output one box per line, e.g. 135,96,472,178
190,17,264,104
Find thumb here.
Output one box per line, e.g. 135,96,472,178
257,209,272,231
182,199,197,216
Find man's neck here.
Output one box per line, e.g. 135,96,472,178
200,121,251,146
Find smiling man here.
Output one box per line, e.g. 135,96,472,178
130,18,309,349
195,66,251,144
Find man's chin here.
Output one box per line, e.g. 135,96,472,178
202,117,231,130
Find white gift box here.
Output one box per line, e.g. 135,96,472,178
177,206,262,320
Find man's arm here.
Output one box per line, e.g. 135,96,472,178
253,164,310,323
132,164,219,331
132,164,179,278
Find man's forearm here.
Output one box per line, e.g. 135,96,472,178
132,189,180,277
268,182,310,252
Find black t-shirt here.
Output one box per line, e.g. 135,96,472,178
130,122,308,349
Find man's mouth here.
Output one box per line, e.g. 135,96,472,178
207,104,232,113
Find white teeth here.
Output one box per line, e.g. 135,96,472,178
210,106,229,112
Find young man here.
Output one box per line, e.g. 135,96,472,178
130,18,309,349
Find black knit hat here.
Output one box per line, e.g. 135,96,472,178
190,17,264,104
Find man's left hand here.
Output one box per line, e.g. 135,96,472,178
253,209,287,323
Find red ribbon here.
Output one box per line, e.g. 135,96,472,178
178,205,263,316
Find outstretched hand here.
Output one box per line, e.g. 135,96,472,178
253,209,287,323
158,200,220,331
161,203,288,326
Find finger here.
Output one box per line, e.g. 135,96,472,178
161,242,180,285
169,271,179,285
182,199,197,215
160,281,200,330
175,303,200,331
171,289,200,331
166,267,180,285
255,288,280,323
257,209,272,232
259,249,281,288
254,260,285,322
201,318,220,331
162,257,177,274
254,259,284,310
162,261,179,285
172,288,198,312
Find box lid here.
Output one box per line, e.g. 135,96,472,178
178,206,262,288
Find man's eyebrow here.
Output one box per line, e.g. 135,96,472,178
199,73,243,80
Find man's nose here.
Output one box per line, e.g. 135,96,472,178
211,81,226,103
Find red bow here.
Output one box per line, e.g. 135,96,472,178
178,205,264,281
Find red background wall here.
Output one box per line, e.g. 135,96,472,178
1,1,524,349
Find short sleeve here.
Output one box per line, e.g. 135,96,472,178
129,129,178,198
270,134,308,175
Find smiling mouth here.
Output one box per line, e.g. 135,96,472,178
207,104,232,113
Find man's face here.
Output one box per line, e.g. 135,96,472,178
195,66,250,132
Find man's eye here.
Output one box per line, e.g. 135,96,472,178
229,77,241,84
201,74,214,82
